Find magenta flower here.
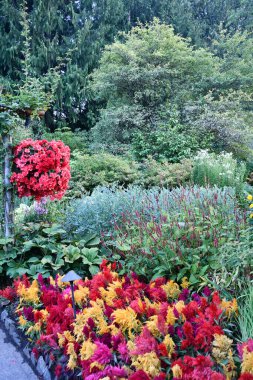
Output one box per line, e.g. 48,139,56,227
91,342,112,364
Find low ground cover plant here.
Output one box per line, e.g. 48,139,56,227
0,262,252,379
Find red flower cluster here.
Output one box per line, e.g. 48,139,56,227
11,139,70,200
1,263,251,379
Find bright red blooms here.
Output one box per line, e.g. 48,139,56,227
1,264,251,379
11,139,70,200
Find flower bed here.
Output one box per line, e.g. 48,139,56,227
0,262,252,380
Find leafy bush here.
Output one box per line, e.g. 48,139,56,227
136,158,192,187
192,150,246,189
69,152,138,196
43,127,88,154
0,265,248,379
0,223,102,279
132,124,211,162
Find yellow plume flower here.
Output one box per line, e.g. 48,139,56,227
166,306,177,325
131,352,161,377
112,307,140,339
80,340,96,361
242,348,253,374
145,315,160,337
17,280,39,303
74,285,89,305
172,364,183,378
212,334,233,363
19,315,27,326
163,334,175,357
162,280,180,299
181,277,189,289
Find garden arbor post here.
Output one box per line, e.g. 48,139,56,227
2,132,14,238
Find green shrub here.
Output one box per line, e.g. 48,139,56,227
69,152,138,197
136,158,193,188
43,127,88,154
192,150,246,189
132,124,211,163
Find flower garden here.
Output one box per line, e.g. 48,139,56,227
0,138,253,379
1,262,253,379
1,7,253,379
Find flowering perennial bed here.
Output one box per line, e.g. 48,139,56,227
1,262,252,380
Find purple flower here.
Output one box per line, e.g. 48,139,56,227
203,287,212,297
23,306,34,322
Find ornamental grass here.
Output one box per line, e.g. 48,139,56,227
0,261,252,380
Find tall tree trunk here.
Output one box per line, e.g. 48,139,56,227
2,133,14,238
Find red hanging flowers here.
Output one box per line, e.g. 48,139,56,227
11,139,71,200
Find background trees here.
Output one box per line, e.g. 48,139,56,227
1,0,253,132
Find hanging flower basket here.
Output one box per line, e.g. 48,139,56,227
11,139,71,200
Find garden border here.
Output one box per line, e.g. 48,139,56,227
0,304,54,380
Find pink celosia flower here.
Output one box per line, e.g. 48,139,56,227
91,342,112,364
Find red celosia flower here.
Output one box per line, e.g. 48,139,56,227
0,286,16,301
239,375,253,380
11,139,70,200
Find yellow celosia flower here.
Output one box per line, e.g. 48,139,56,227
221,298,238,318
27,322,41,334
99,280,123,307
162,280,180,299
163,334,175,358
143,297,160,311
80,339,96,361
212,334,233,363
181,277,189,289
40,309,49,321
247,194,253,201
74,285,89,305
249,204,253,208
64,330,75,342
67,343,77,370
242,348,253,374
74,300,108,342
174,300,185,315
58,333,65,348
127,341,135,351
17,280,40,303
131,352,161,377
112,307,140,339
145,315,160,337
172,364,183,378
166,306,177,325
90,361,104,370
19,315,27,326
